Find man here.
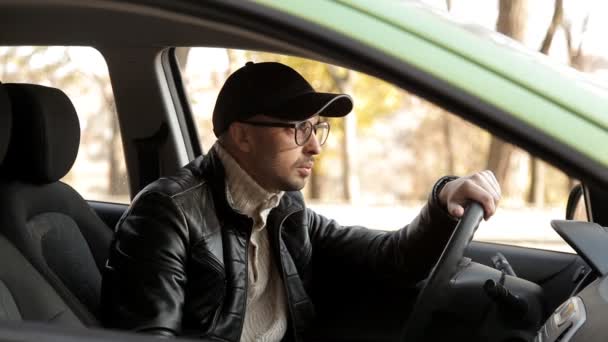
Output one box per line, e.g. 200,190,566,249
101,62,501,341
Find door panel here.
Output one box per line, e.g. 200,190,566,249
88,201,129,231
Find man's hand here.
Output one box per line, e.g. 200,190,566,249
438,170,501,220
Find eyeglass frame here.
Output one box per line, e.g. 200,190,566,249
239,119,331,146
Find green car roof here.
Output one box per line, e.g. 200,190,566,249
255,0,608,168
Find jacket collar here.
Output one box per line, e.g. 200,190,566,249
199,147,305,229
213,143,283,222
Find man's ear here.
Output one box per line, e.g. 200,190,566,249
227,122,252,153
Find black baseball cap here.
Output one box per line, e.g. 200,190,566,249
212,61,353,137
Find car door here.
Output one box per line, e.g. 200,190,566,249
89,201,129,230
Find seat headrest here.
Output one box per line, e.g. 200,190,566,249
3,84,80,183
0,85,11,164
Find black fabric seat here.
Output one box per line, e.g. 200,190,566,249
0,83,113,326
0,84,82,326
0,234,84,326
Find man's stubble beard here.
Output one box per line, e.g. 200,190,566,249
276,174,307,192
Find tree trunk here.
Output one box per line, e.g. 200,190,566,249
342,111,359,203
487,0,528,185
87,72,128,197
486,138,514,183
539,0,563,54
497,0,528,41
308,168,321,200
563,11,590,71
527,0,562,205
442,1,455,175
445,0,452,11
327,66,359,203
442,114,455,175
109,111,126,196
527,158,545,207
103,84,128,197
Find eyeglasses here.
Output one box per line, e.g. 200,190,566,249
240,119,331,146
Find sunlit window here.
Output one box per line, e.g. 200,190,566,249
0,46,129,203
177,47,576,253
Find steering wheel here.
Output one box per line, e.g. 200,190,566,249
401,202,485,341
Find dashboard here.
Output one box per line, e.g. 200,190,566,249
534,220,608,341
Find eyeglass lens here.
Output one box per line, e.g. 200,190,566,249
295,121,329,146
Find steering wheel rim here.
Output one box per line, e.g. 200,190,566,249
401,202,485,341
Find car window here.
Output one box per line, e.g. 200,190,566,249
0,46,130,203
177,47,575,253
573,192,588,221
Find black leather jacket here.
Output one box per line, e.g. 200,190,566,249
101,149,458,341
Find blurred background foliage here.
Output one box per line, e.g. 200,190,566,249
179,45,573,207
0,46,128,202
0,0,602,210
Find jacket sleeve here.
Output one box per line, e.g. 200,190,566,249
101,191,189,336
307,178,459,283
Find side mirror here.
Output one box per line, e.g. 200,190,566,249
565,184,586,220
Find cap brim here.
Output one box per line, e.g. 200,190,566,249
266,92,353,121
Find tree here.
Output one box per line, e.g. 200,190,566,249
442,0,456,175
527,0,564,206
326,65,360,203
563,14,589,71
486,0,528,185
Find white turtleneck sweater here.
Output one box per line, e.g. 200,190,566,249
214,143,288,342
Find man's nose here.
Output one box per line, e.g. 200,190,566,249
303,131,321,155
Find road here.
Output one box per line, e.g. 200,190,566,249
308,202,575,253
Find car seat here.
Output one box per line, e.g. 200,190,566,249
0,83,113,326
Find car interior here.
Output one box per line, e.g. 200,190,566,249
0,1,607,342
0,85,81,326
0,83,112,326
